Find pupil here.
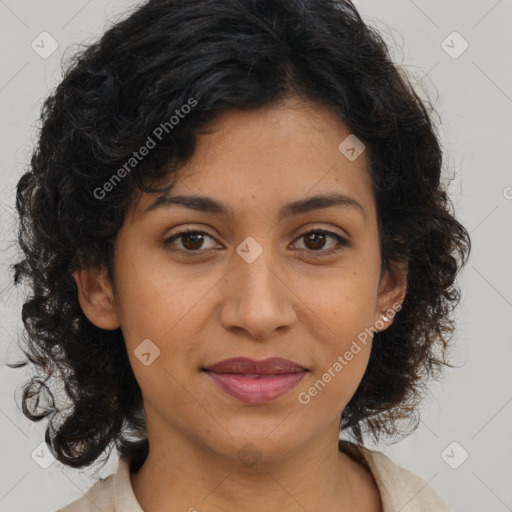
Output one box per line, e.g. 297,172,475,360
306,232,325,250
180,232,328,251
184,232,204,250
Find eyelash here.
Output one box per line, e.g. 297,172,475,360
163,228,349,256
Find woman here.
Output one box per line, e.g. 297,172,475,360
12,0,471,510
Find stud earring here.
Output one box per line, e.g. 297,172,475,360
380,314,390,322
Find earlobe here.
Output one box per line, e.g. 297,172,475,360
72,266,120,330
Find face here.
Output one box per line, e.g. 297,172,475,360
75,97,406,464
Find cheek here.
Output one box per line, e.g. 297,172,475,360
297,342,372,422
289,261,379,400
113,242,217,342
295,265,379,338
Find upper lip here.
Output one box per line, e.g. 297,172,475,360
203,357,308,375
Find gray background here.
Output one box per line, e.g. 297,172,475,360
0,1,511,511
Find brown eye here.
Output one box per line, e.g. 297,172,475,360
181,232,206,250
294,230,349,255
303,232,327,250
163,228,349,257
164,230,218,252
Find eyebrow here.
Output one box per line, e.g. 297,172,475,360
144,192,366,222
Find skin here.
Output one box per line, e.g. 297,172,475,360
74,97,407,512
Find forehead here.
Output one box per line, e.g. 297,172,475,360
129,99,375,223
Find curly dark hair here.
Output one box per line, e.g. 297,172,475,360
11,0,471,470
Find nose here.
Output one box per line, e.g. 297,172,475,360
218,246,298,340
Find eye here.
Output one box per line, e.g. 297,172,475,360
293,229,349,255
163,228,349,256
163,229,219,253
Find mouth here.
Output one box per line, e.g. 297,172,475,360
201,357,309,403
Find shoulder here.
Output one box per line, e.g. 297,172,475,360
56,456,143,512
56,474,115,512
339,440,451,512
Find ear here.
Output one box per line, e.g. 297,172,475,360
374,260,408,331
72,266,120,330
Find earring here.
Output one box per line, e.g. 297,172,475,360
380,314,389,322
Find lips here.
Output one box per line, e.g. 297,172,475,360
202,357,308,403
203,357,307,375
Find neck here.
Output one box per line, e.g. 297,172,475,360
130,415,381,512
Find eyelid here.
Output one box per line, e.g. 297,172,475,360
291,223,350,242
163,224,350,256
164,227,221,252
164,223,349,241
291,228,349,255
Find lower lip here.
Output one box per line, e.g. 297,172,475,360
204,371,307,403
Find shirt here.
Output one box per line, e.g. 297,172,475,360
57,441,451,511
